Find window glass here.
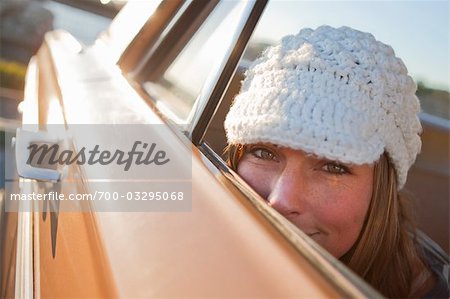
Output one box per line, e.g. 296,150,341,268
142,1,249,124
101,0,162,62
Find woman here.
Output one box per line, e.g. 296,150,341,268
224,26,449,298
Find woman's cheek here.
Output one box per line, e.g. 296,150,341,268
309,181,370,233
237,161,276,199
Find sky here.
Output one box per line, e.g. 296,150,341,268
253,0,449,91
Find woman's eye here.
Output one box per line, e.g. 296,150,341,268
322,163,349,175
251,148,278,161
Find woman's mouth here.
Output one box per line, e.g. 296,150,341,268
306,232,320,237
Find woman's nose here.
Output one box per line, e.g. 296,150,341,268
267,168,305,218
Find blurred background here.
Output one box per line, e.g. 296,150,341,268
0,0,118,187
0,0,117,95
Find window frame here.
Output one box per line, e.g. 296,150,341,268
187,0,267,145
131,0,220,82
123,0,266,140
117,0,186,72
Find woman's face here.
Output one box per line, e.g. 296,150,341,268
237,144,374,258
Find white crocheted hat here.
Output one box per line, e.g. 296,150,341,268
225,25,422,189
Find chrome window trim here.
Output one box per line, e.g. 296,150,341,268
132,0,220,82
117,0,185,72
13,56,40,299
188,0,267,145
125,0,221,129
129,0,265,139
14,189,34,299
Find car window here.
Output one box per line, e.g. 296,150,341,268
202,0,449,256
141,0,250,125
99,0,163,63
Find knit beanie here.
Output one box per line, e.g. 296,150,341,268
224,25,422,189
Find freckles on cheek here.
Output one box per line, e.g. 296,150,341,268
237,163,273,198
325,177,355,193
314,193,369,258
314,187,370,234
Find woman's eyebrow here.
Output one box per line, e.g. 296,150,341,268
259,143,279,148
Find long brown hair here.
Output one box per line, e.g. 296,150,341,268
225,144,428,298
